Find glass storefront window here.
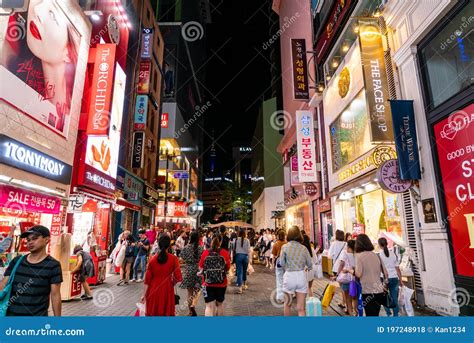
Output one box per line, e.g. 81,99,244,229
330,90,372,172
419,1,473,109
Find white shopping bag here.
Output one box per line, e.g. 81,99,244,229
399,286,415,316
135,303,146,316
314,264,323,279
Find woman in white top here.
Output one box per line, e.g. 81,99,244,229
378,237,403,316
302,233,317,291
337,239,357,315
328,230,347,308
263,229,273,268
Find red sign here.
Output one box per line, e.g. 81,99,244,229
50,214,62,237
304,183,320,197
137,61,151,94
161,113,169,128
18,222,35,252
86,44,117,136
315,0,353,64
157,201,188,217
0,185,61,214
434,103,474,277
71,271,82,297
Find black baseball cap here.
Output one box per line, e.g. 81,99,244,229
20,225,51,238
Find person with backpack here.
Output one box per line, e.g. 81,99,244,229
234,229,250,294
72,245,95,300
378,237,403,316
198,235,231,316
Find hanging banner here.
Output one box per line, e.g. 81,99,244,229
291,39,310,101
131,132,145,169
0,185,61,214
358,19,393,143
296,110,317,182
433,103,474,277
389,100,421,180
137,61,151,94
140,28,153,59
134,95,148,130
86,44,117,136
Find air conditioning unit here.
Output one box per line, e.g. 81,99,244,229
0,0,26,13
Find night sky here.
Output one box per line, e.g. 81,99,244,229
202,1,273,175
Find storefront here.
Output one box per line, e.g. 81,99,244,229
143,184,159,228
156,201,190,231
417,0,473,315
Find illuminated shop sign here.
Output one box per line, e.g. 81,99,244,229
83,164,115,193
296,111,317,182
0,184,61,214
140,28,153,59
134,95,148,130
291,39,309,101
0,135,72,184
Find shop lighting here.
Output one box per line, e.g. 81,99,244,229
10,179,65,197
342,41,350,52
84,10,103,21
373,8,382,17
331,58,340,68
0,175,11,182
326,74,331,81
354,188,364,196
353,25,359,33
317,82,325,93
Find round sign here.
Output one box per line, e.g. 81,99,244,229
107,15,121,44
304,183,319,197
376,159,412,193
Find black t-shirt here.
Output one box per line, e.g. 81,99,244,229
137,238,150,256
220,235,230,251
123,237,136,257
5,255,63,316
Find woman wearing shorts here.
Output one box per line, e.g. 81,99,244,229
280,226,312,316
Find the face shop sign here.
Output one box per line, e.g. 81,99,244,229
0,135,72,184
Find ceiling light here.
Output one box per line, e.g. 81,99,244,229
342,41,350,52
0,175,12,182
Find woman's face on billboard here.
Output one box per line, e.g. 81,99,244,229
26,0,70,65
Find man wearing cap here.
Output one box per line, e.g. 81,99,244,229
0,225,63,316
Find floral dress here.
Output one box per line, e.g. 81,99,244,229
179,244,204,289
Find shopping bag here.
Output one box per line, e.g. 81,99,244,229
135,303,145,316
321,282,337,309
114,245,126,267
314,264,323,279
349,280,357,297
399,286,415,316
356,281,364,316
305,297,323,316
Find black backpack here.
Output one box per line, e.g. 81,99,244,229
203,249,226,284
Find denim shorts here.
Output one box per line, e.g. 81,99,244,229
340,282,350,292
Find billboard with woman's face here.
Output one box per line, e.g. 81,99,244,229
0,0,90,138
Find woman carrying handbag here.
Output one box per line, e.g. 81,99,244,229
335,240,357,316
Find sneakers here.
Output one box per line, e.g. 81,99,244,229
235,287,243,294
136,279,143,283
117,279,124,286
243,282,249,290
130,279,137,282
80,294,93,300
123,281,129,285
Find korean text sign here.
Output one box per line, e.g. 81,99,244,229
296,110,317,182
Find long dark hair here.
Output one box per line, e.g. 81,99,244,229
378,237,389,257
158,235,171,264
189,231,200,259
239,228,247,247
302,233,313,257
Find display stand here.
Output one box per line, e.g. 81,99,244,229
87,251,107,285
61,270,82,301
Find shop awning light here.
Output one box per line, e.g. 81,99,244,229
10,178,65,197
0,174,11,182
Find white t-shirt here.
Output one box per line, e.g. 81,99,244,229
328,241,347,273
378,249,399,279
339,250,355,271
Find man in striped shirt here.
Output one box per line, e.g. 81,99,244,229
0,225,62,316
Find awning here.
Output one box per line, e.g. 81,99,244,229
116,198,141,211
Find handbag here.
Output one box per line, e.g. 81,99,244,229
349,279,357,297
336,271,353,284
0,255,25,316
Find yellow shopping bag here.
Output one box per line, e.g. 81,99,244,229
321,282,337,309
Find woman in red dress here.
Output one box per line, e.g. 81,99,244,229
141,235,182,316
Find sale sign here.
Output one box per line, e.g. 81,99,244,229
0,185,61,214
296,110,318,182
434,103,474,277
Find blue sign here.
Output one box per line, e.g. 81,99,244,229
173,171,189,179
389,100,421,180
116,166,144,205
133,95,148,130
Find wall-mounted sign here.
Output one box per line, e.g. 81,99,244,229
86,44,117,136
376,159,412,193
338,67,351,98
389,100,421,180
161,113,169,128
83,164,115,193
173,171,189,179
134,95,148,130
315,0,353,64
433,103,474,277
359,19,393,143
144,185,159,204
291,39,310,101
140,28,153,59
338,146,397,183
318,198,331,212
0,184,61,214
116,167,143,205
157,201,188,217
290,155,301,186
0,135,72,184
137,61,151,94
421,198,437,224
67,194,85,213
296,111,317,182
131,132,145,169
304,183,320,197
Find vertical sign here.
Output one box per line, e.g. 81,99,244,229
131,132,145,169
161,113,169,128
137,61,151,94
86,44,117,136
140,28,153,59
433,103,474,277
134,95,148,130
296,110,317,182
290,155,300,186
389,100,421,180
291,39,309,101
359,19,393,142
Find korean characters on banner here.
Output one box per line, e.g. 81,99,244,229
137,61,151,94
140,28,153,59
434,104,474,277
134,95,148,130
291,39,309,100
296,110,317,182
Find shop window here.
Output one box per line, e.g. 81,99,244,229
329,90,372,172
419,1,473,109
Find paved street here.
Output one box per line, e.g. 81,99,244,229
61,263,433,317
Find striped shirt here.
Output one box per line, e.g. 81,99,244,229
280,241,312,272
4,255,62,316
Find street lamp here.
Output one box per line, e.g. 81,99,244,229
159,148,177,229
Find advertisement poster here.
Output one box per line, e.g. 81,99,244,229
0,1,90,138
85,63,125,179
137,60,151,94
0,184,61,214
433,103,474,277
295,110,318,182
